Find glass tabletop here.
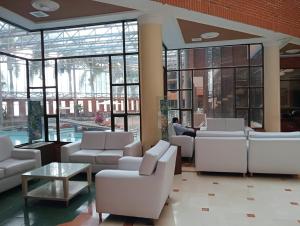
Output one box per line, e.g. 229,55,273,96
22,162,90,178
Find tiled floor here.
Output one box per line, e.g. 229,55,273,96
1,171,300,226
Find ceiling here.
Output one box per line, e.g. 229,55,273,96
0,0,134,23
280,43,300,55
0,0,300,54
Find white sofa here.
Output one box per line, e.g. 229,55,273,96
168,123,194,158
0,136,41,193
195,131,247,174
248,131,300,175
61,131,142,172
95,140,177,220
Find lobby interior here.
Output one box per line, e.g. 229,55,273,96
0,0,300,225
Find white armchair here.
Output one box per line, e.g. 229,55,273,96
168,123,194,158
95,140,177,220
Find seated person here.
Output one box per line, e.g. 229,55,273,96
172,117,196,137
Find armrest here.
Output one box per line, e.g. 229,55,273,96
118,156,143,170
61,141,81,162
12,148,41,167
123,140,142,157
245,126,254,136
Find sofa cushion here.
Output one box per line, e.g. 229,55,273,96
249,131,300,139
70,150,103,164
226,118,244,131
105,132,133,150
139,140,170,176
0,158,36,177
207,118,226,131
197,130,245,137
0,169,4,179
0,136,13,162
95,150,123,164
80,131,106,150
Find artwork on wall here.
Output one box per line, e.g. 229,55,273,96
28,100,43,143
160,99,169,141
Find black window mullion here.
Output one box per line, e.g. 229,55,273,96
109,56,114,131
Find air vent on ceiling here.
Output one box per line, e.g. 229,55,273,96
29,11,49,17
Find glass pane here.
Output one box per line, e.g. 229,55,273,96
236,109,248,126
45,60,56,87
236,68,249,87
48,118,57,141
167,50,178,70
44,22,124,58
221,68,234,117
250,88,263,108
114,117,124,131
233,45,248,66
250,109,263,128
193,71,204,112
0,21,41,59
29,61,43,87
126,55,139,83
125,21,138,53
180,48,212,69
127,85,139,113
112,56,124,84
46,88,56,115
0,56,28,145
221,46,233,66
250,67,263,87
212,47,221,67
112,86,125,113
181,111,192,127
167,71,178,90
250,44,263,66
236,88,249,108
213,69,222,117
168,110,179,123
29,88,43,100
180,71,192,89
167,91,179,109
128,115,140,140
180,90,192,109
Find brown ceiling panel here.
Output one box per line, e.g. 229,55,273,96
281,43,300,55
177,19,260,43
0,0,134,23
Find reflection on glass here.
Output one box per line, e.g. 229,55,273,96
236,109,248,126
112,56,124,84
115,117,124,131
126,55,139,83
127,85,139,113
180,71,192,89
46,88,56,115
250,109,263,128
180,90,192,109
233,45,248,66
112,86,125,113
250,88,263,108
167,51,178,70
167,71,178,90
128,115,140,140
236,68,249,87
48,118,57,141
125,21,138,53
181,111,192,127
167,91,179,109
250,44,262,66
250,67,263,87
236,88,249,108
29,61,43,87
45,60,56,87
168,110,179,123
221,68,234,117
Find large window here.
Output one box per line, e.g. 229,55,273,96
0,20,140,144
166,44,263,128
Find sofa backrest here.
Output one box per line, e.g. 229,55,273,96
249,131,300,139
207,118,226,131
105,132,134,150
0,136,13,162
139,140,170,176
206,118,245,131
196,130,245,137
80,131,106,150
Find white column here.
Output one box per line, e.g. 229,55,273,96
139,14,164,149
264,41,281,131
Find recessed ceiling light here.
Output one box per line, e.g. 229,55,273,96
191,37,202,42
200,32,220,39
286,49,300,54
29,11,49,17
31,0,60,12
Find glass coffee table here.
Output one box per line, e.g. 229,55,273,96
22,162,92,206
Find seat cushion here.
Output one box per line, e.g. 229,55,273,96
69,150,103,164
196,130,245,137
0,169,4,179
0,158,36,177
0,136,13,162
95,150,123,164
80,131,106,150
139,140,170,176
249,131,300,139
105,132,134,150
